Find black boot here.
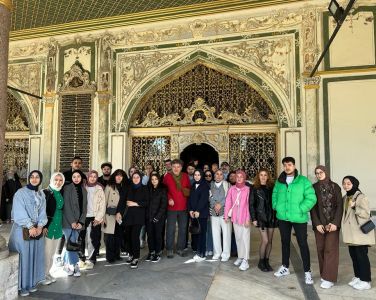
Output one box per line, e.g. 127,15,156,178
264,258,273,271
257,259,267,272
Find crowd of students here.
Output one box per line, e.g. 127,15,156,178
4,155,375,296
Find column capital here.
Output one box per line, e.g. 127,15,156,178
303,76,321,90
42,91,57,107
96,90,112,105
0,0,13,11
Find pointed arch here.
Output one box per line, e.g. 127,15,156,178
117,50,292,132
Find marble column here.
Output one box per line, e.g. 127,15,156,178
41,93,57,183
303,76,320,181
97,91,111,166
0,0,12,258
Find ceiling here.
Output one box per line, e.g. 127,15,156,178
11,0,220,31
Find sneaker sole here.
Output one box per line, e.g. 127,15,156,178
130,266,138,269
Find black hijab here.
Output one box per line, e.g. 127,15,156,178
27,170,43,191
343,175,360,196
72,170,84,213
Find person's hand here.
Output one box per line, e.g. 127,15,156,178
29,227,37,237
189,211,195,218
328,223,337,232
168,199,174,206
316,225,325,234
127,200,138,207
35,226,43,236
43,228,48,236
245,220,250,228
93,220,101,226
71,222,78,229
252,220,258,227
224,218,229,223
75,223,82,230
194,211,200,218
214,203,222,213
116,213,122,223
350,201,356,208
152,218,159,223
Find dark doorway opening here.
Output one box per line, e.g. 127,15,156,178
180,143,219,170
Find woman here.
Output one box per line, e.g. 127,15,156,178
210,169,231,261
124,171,149,269
310,166,343,288
250,168,277,272
8,170,47,297
188,170,210,262
80,170,106,269
341,176,375,290
204,170,214,256
62,170,87,277
43,172,65,285
146,174,167,263
102,169,127,263
227,171,237,186
224,170,251,271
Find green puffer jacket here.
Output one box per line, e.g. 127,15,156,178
272,170,317,223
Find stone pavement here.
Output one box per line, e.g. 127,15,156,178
1,223,375,300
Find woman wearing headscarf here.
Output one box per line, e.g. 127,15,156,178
341,176,375,290
250,168,276,272
310,166,343,289
8,170,47,297
124,171,149,269
62,170,87,277
203,169,214,257
42,172,65,285
224,170,251,271
79,170,106,269
188,169,210,262
102,169,128,263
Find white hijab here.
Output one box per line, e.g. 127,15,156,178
49,172,65,191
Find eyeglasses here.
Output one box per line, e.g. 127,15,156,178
315,171,324,175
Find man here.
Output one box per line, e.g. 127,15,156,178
142,163,154,185
211,163,219,173
186,163,196,185
98,162,112,187
220,161,230,180
272,157,317,284
163,159,191,258
63,156,87,185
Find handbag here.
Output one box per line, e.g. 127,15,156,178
353,193,375,234
66,230,81,252
189,217,201,234
22,226,43,241
106,206,117,215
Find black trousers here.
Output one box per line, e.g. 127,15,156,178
104,223,122,262
349,245,372,282
146,217,165,254
88,223,102,262
279,220,311,272
191,218,208,257
124,224,143,259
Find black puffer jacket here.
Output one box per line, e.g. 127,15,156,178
249,186,276,224
147,186,168,221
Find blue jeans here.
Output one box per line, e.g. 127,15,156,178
62,228,79,266
206,218,213,252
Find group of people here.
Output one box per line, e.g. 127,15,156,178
5,155,375,297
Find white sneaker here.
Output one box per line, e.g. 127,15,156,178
41,278,52,285
320,280,334,289
239,259,249,271
348,277,360,287
73,264,81,277
234,258,243,266
78,260,86,269
353,280,371,290
85,261,94,270
212,255,220,260
47,275,57,283
221,256,229,262
274,265,290,277
195,256,206,262
54,255,63,267
64,265,74,276
305,271,314,285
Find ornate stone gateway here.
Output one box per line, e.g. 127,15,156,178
129,64,278,178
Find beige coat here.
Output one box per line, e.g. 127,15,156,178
91,185,106,222
102,186,120,234
341,191,375,246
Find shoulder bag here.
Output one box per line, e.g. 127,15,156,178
353,193,375,234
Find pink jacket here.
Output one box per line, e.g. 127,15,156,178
224,185,251,225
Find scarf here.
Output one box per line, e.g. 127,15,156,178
343,175,360,196
172,172,183,191
27,170,43,191
49,172,65,191
235,170,247,189
315,165,336,221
